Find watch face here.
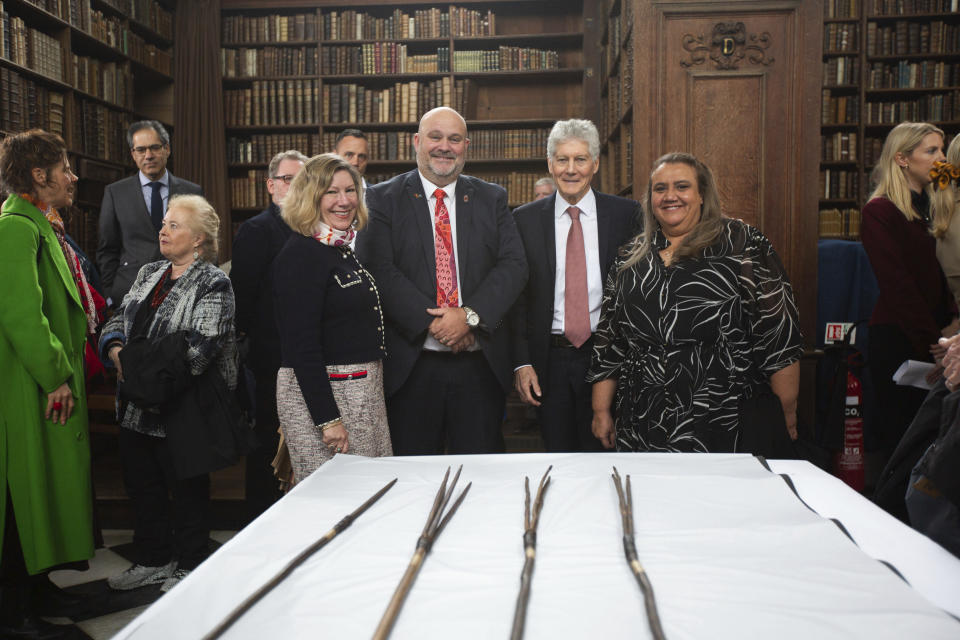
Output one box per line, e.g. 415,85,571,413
466,308,479,326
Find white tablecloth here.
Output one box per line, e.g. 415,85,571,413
115,453,960,639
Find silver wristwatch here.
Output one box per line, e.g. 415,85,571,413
463,306,480,328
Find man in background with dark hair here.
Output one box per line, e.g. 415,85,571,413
334,129,369,190
231,150,307,522
97,120,203,305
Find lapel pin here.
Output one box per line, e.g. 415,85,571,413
463,195,469,202
413,193,422,199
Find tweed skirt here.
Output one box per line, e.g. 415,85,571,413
276,361,392,484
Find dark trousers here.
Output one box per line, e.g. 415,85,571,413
387,351,505,455
119,428,210,570
868,325,930,457
539,343,602,452
245,368,282,522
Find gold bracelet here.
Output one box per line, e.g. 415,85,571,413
317,418,342,432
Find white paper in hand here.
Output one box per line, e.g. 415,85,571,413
892,360,936,390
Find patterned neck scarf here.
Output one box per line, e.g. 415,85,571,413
312,220,355,247
21,193,99,335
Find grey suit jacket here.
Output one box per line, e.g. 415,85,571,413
356,169,528,396
97,172,203,303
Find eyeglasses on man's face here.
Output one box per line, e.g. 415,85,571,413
272,174,296,185
132,143,166,155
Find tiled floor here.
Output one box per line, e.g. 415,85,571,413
44,530,236,640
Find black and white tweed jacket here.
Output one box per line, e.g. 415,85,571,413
100,259,238,436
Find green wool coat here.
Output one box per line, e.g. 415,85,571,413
0,194,94,574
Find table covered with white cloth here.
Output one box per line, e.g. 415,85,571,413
114,453,960,639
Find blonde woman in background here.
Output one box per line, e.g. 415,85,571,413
861,122,957,470
935,135,960,307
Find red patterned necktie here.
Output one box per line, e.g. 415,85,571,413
564,205,590,348
433,188,459,307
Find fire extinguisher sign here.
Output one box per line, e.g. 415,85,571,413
825,322,856,344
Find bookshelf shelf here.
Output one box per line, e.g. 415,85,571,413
453,32,583,47
91,0,128,20
0,0,176,258
457,68,583,82
818,2,960,239
127,19,172,47
868,12,960,21
128,58,172,83
220,1,587,226
866,53,960,61
222,39,320,47
0,56,72,91
866,86,960,94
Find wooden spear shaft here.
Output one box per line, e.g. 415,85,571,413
202,478,398,640
372,466,471,640
510,465,552,640
612,467,666,640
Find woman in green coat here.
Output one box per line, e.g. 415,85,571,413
0,130,95,635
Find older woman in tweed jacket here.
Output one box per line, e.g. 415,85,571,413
99,194,236,593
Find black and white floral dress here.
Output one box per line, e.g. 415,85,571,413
586,218,803,452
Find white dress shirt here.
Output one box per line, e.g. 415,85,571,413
552,189,602,334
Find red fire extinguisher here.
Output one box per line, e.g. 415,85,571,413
835,370,865,491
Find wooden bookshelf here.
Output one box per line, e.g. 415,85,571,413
220,0,586,228
820,0,960,240
0,0,175,257
597,0,633,198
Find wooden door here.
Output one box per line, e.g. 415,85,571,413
632,0,822,344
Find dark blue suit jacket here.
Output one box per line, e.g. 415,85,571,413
511,191,638,382
357,169,528,396
230,202,293,374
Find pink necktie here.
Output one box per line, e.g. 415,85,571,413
433,188,459,307
564,206,590,348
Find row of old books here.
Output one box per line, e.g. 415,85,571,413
466,127,551,160
869,0,959,14
866,60,960,89
819,208,861,238
71,53,132,108
20,0,90,31
325,7,450,40
0,12,64,81
603,127,633,195
822,131,859,161
864,90,960,122
125,29,170,75
220,46,318,78
323,130,414,161
321,80,456,124
0,66,65,136
476,172,551,205
824,23,859,52
866,20,959,56
223,80,320,127
230,170,268,209
222,6,499,45
226,133,322,164
321,44,450,75
822,90,860,124
452,47,560,72
70,97,129,163
820,168,860,199
130,0,172,40
824,56,860,85
825,0,860,18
